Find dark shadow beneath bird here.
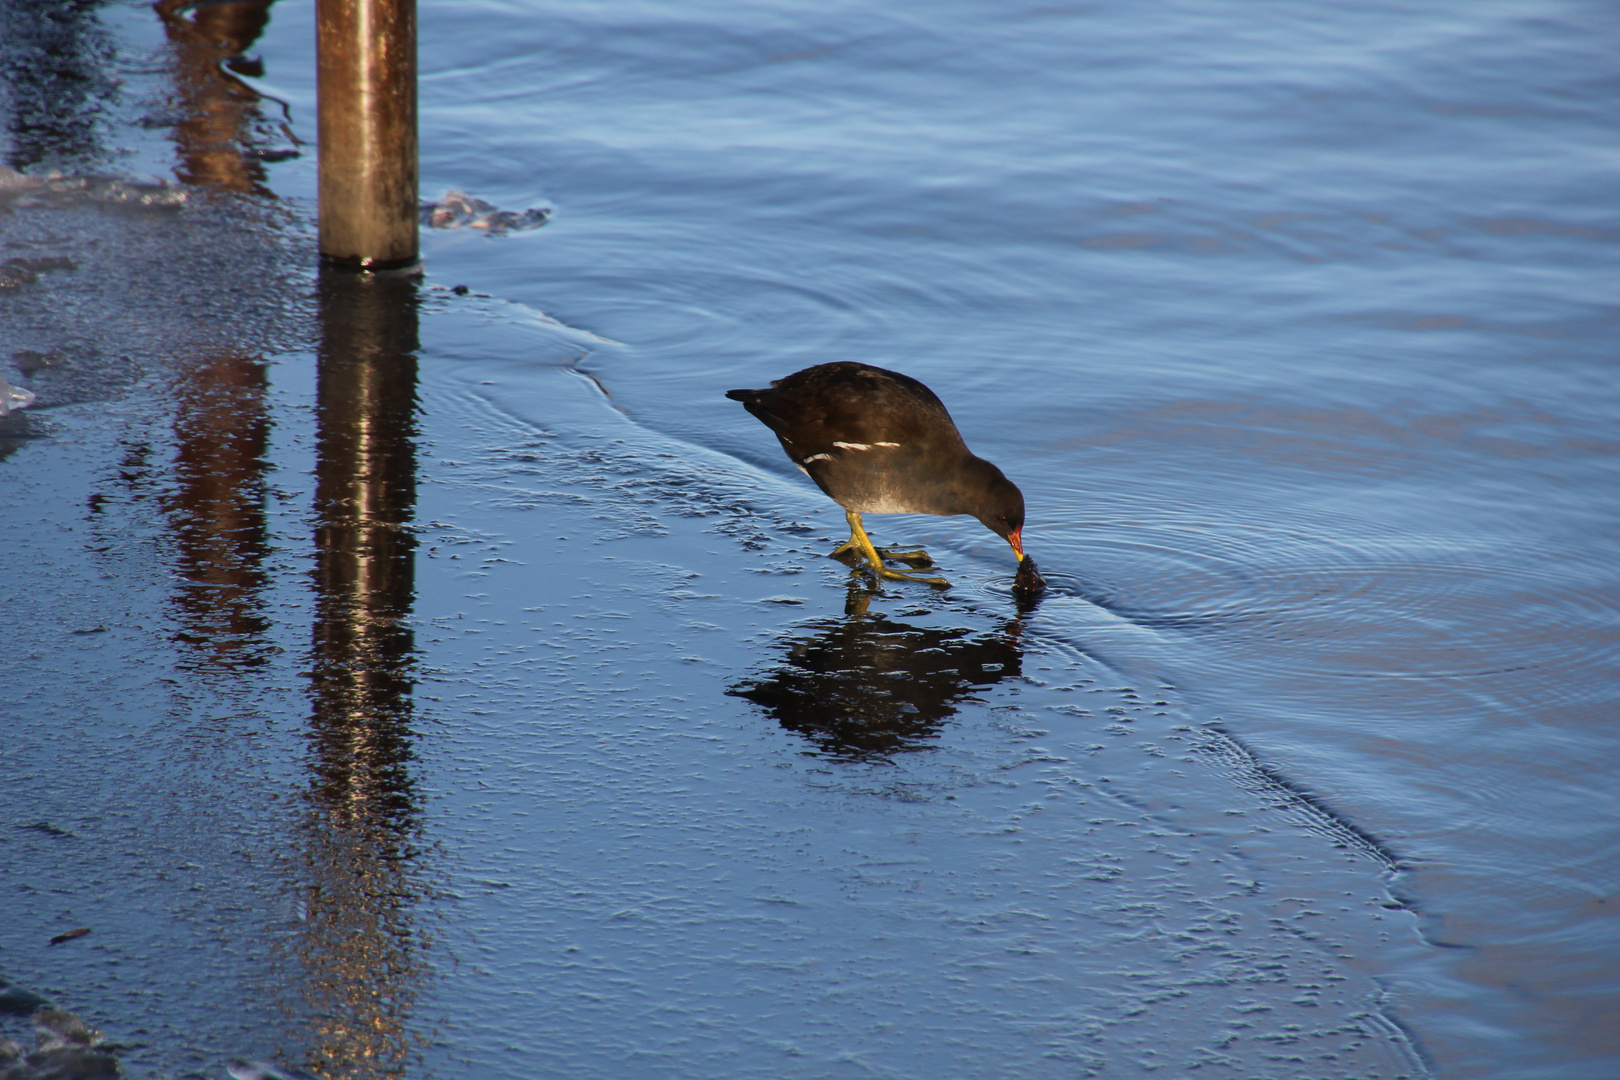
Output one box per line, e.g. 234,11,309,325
728,582,1028,758
726,362,1045,593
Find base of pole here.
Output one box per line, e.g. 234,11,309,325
318,254,425,276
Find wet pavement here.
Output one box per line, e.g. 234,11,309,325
0,202,1433,1076
4,286,1432,1076
4,1,1620,1079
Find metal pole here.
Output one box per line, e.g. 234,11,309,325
316,0,418,269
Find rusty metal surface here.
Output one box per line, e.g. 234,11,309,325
316,0,417,267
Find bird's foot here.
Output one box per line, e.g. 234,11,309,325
875,546,933,568
831,512,947,586
829,550,946,583
859,565,950,588
826,541,934,569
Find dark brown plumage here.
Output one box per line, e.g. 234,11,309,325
726,361,1040,589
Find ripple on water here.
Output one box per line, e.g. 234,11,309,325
558,265,866,361
1042,512,1619,716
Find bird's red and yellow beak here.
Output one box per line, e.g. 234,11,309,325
1009,526,1025,561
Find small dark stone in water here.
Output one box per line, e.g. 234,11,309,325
48,928,91,946
3,256,75,273
451,284,469,295
19,821,75,837
13,350,66,375
0,983,51,1016
0,265,37,288
1013,555,1047,595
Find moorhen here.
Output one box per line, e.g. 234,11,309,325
726,362,1044,591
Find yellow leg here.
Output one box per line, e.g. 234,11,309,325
829,510,947,585
828,512,933,566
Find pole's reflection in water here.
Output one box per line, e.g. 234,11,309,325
154,0,281,668
295,267,430,1080
166,350,274,669
730,583,1040,759
154,0,285,194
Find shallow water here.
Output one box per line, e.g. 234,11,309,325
2,0,1617,1077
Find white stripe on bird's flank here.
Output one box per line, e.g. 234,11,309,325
802,453,832,463
831,441,900,451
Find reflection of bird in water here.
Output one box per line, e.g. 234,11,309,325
727,362,1045,592
728,586,1028,758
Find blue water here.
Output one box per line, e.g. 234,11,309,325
2,0,1617,1077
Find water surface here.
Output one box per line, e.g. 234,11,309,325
2,0,1617,1077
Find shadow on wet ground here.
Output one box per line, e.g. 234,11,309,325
729,582,1033,759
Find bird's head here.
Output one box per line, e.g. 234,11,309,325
972,466,1027,562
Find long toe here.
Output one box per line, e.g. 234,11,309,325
875,546,933,567
870,566,949,587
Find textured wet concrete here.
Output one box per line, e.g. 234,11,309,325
2,196,1428,1075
